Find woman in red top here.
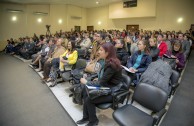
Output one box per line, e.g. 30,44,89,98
157,34,167,57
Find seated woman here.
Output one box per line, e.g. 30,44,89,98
115,39,129,66
127,40,152,85
77,42,123,126
149,38,160,61
166,40,185,73
48,40,78,85
58,41,78,71
157,34,167,57
124,35,138,56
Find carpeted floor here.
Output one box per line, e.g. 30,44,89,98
0,53,76,126
161,51,194,126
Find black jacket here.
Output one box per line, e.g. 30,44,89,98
87,63,122,88
149,46,160,61
116,48,129,66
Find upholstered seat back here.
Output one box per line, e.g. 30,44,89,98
132,83,168,112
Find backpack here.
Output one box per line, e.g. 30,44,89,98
69,84,84,105
70,68,85,85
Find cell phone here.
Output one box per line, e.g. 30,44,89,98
83,74,87,78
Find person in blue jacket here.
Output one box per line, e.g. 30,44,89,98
127,40,152,85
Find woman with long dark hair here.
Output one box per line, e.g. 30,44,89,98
77,42,123,126
59,40,77,71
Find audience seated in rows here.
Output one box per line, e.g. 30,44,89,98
48,41,78,86
5,28,193,126
31,38,48,66
42,38,66,81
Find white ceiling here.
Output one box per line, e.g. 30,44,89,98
0,0,122,8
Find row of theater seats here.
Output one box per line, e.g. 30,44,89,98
53,56,181,126
89,67,180,126
21,45,181,126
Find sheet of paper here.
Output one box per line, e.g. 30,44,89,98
121,65,135,73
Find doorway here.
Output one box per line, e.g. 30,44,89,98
126,25,139,32
74,26,81,32
87,26,94,31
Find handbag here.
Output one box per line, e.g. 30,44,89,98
84,60,101,73
85,85,111,100
162,54,176,69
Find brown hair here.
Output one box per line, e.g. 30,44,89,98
173,40,182,53
138,40,150,54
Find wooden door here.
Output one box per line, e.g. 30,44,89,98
126,25,139,32
87,26,94,31
74,26,81,32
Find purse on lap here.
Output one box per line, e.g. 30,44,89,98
84,60,101,73
85,85,111,100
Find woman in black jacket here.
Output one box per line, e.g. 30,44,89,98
115,39,129,66
149,38,160,61
77,42,122,126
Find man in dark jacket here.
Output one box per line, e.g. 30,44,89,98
178,33,190,58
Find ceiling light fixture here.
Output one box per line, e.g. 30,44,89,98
96,1,99,4
33,12,48,15
6,9,23,13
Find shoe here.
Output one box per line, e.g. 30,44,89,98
49,81,57,87
36,69,43,72
46,78,52,82
49,84,55,87
76,118,89,125
41,77,48,81
85,119,99,126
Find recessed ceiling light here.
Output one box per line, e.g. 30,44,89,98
96,1,99,4
12,16,17,21
98,21,101,25
37,18,42,23
58,19,62,24
177,17,183,23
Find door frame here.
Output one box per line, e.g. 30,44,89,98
126,25,139,32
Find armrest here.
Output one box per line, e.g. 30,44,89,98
152,108,167,125
112,90,130,109
171,82,179,95
172,82,179,89
115,91,130,100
